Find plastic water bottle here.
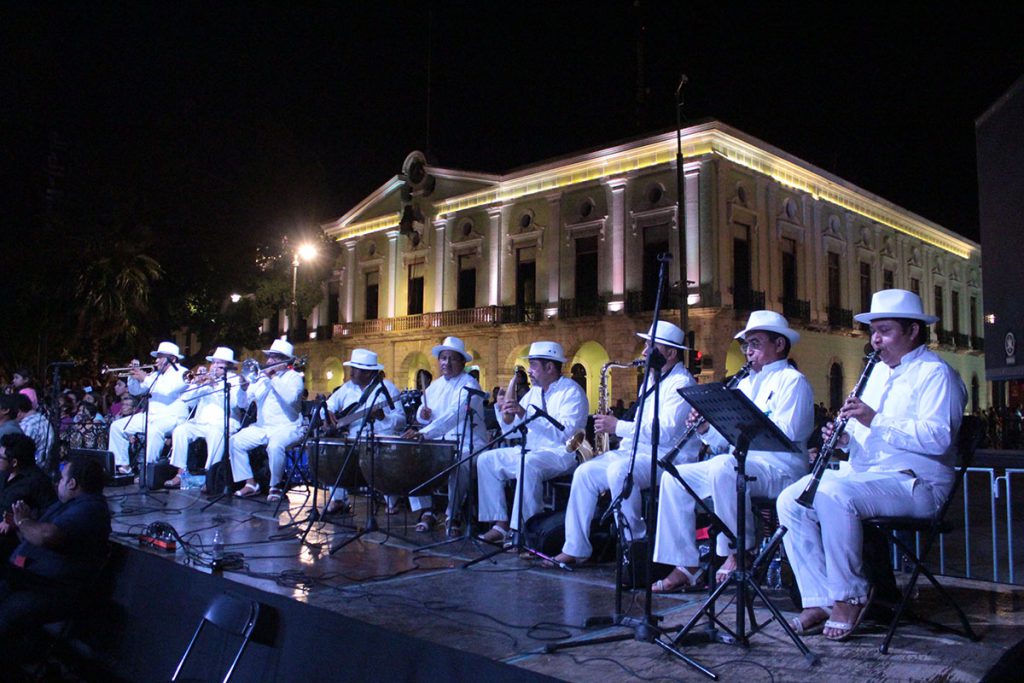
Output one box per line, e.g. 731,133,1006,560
180,470,192,490
766,554,783,591
212,529,225,562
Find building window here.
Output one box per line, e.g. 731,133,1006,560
859,262,872,317
934,284,944,322
827,252,841,309
365,271,379,321
516,246,536,311
327,279,340,326
970,296,979,339
910,277,920,296
575,235,599,301
951,290,960,336
732,227,752,300
781,237,797,302
407,262,424,315
457,255,476,310
645,224,671,310
883,268,894,291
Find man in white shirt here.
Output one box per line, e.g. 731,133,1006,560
165,347,244,488
778,289,967,641
230,339,305,502
108,341,190,474
323,348,404,514
476,341,588,543
652,311,813,592
550,321,699,567
401,336,488,533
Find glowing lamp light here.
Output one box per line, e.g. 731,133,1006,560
297,243,318,262
607,300,624,313
325,370,334,380
984,313,996,324
230,293,242,303
544,307,558,320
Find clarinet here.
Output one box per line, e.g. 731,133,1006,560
658,362,753,467
795,350,881,508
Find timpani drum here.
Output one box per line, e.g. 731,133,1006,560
309,438,367,489
359,436,457,494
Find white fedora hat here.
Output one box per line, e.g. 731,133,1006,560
343,348,384,371
525,341,567,363
432,336,472,362
262,338,296,359
150,341,185,359
637,320,689,349
854,289,938,325
205,347,238,365
734,310,800,345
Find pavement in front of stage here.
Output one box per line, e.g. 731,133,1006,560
106,484,1024,682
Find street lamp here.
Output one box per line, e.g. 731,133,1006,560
291,243,318,341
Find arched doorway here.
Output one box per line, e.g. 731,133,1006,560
828,362,844,412
569,341,611,413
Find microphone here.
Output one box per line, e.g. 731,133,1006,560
357,374,380,407
48,361,76,368
462,386,488,398
531,405,564,432
381,386,396,411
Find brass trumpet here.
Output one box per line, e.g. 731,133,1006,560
240,356,308,383
101,363,155,377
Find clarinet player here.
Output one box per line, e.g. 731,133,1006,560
777,290,967,641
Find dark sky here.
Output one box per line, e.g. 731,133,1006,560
5,1,1024,251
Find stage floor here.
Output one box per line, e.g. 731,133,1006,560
106,483,1024,682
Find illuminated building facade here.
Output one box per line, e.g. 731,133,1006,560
296,121,986,413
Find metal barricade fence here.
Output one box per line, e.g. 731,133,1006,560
905,467,1024,585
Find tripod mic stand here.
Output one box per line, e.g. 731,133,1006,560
669,383,817,663
462,410,573,570
542,252,716,679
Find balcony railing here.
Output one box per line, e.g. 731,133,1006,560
625,290,681,314
936,328,954,346
781,298,810,323
733,288,765,312
333,304,543,338
954,332,969,349
827,306,853,329
971,335,985,351
559,296,606,319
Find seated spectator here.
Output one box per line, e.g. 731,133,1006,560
0,396,24,440
15,395,52,468
0,434,56,565
0,454,111,646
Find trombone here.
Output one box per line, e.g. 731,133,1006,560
101,363,155,378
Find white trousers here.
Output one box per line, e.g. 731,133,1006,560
777,468,943,608
109,412,183,466
561,448,659,559
229,423,304,486
477,446,575,531
170,421,235,470
653,453,799,567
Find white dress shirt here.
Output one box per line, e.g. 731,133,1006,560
240,368,304,429
128,366,189,420
415,373,488,450
325,378,404,437
507,376,588,451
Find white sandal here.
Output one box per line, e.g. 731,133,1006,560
652,566,706,593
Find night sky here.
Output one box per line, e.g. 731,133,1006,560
5,2,1024,255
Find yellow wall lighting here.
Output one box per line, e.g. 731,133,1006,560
327,123,977,260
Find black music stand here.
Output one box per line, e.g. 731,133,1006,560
670,383,816,663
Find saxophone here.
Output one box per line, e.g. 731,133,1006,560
566,358,644,463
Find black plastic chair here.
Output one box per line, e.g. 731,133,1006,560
171,593,261,683
862,414,983,654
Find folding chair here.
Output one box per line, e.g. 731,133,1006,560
170,593,261,683
862,414,983,654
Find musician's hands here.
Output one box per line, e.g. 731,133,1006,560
502,396,525,421
594,413,617,435
419,406,432,421
807,447,819,466
821,421,851,448
370,407,386,422
839,396,875,427
686,408,709,434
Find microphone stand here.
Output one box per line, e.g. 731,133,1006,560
44,362,66,481
462,410,570,569
270,395,325,523
543,253,716,680
201,371,241,511
414,388,485,554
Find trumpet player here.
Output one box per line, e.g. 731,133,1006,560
230,339,305,502
652,311,813,593
164,348,243,489
777,290,966,640
108,341,190,474
550,321,698,568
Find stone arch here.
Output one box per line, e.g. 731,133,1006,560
569,341,611,412
322,355,346,394
396,350,433,390
501,344,532,392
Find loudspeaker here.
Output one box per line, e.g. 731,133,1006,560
145,462,179,490
70,448,114,475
